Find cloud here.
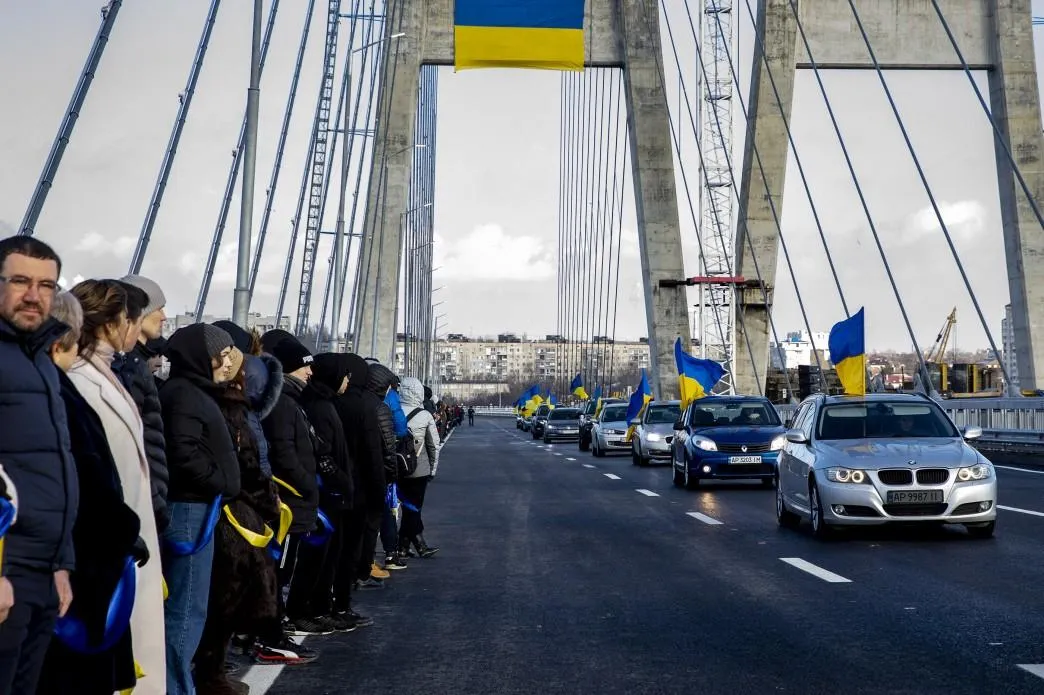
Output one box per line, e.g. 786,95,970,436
903,200,986,244
74,231,137,256
433,224,554,281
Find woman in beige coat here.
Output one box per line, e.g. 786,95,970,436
68,280,166,693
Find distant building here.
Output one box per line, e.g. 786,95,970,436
770,330,830,369
165,313,292,338
1001,304,1020,390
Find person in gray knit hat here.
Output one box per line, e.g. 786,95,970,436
113,275,173,534
158,322,241,694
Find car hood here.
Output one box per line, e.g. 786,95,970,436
813,438,980,469
695,426,785,443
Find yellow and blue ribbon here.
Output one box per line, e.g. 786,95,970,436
53,556,136,654
163,496,222,556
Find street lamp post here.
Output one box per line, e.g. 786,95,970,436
331,31,405,351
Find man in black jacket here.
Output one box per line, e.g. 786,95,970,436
115,274,170,533
0,236,78,694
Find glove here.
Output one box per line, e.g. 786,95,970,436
131,536,150,567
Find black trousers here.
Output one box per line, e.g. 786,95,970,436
355,507,383,582
333,508,365,612
0,569,58,695
284,534,330,620
398,476,430,542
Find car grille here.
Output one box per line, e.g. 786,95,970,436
878,469,913,485
717,442,772,454
884,503,948,517
916,469,949,485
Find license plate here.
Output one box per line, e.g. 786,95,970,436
563,429,577,433
887,490,944,504
728,455,762,464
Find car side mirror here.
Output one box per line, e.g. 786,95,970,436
962,425,983,441
785,429,808,444
673,419,685,431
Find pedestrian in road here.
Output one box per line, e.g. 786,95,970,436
468,405,475,426
159,323,241,695
0,236,78,695
397,377,441,559
38,290,146,695
67,279,167,693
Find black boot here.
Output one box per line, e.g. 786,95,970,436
412,534,439,558
399,539,417,559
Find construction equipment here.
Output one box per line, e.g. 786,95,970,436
923,307,1002,397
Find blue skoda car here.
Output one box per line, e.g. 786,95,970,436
670,396,786,489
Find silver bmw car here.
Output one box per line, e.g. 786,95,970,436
776,393,997,539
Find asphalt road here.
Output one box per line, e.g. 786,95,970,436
244,417,1044,695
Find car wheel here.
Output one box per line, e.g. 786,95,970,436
593,439,604,457
543,436,551,444
809,480,832,539
965,521,995,539
776,475,800,528
684,463,700,490
673,463,685,487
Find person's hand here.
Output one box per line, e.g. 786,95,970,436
54,569,72,617
131,537,150,567
0,577,14,624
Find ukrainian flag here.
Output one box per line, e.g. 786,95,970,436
592,385,603,416
828,307,866,396
674,338,725,409
570,373,589,401
624,370,653,442
547,391,557,408
454,0,586,71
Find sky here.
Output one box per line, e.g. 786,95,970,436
1,0,1042,352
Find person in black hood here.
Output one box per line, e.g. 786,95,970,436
423,385,436,414
298,354,371,632
159,322,240,695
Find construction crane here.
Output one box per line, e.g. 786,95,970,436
924,307,957,363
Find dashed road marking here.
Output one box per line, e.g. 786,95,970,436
604,473,621,480
999,504,1044,518
554,453,563,457
582,464,596,469
1018,664,1044,681
636,489,659,497
780,557,852,584
686,512,723,525
566,457,577,461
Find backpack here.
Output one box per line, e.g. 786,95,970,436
395,408,426,478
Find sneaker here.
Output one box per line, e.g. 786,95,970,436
356,577,385,589
384,554,407,570
322,613,357,633
253,636,318,665
285,617,335,636
370,563,390,580
336,609,374,629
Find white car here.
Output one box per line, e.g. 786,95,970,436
776,393,997,539
591,403,632,457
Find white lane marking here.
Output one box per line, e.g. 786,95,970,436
636,488,659,497
686,511,723,525
566,457,577,461
999,504,1044,518
1018,664,1044,680
604,473,621,480
582,464,596,469
780,557,852,583
241,636,306,692
554,453,563,457
997,465,1044,475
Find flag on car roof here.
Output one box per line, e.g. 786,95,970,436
570,373,589,401
674,338,725,410
828,308,866,396
624,370,653,442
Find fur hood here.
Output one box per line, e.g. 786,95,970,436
243,353,283,420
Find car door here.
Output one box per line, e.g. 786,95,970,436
790,402,819,511
672,403,691,468
780,403,809,502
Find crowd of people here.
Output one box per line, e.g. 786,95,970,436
0,235,444,694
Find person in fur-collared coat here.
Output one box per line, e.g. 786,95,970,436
193,348,281,695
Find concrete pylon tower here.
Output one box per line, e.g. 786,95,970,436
352,0,692,398
734,0,1044,395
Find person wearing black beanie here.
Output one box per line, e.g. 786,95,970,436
270,339,314,378
260,329,298,355
212,320,255,356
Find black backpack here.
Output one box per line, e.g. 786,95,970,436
395,408,425,478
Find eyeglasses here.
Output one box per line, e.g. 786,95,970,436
0,275,59,296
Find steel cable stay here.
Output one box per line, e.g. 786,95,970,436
317,0,381,341
132,0,222,274
594,71,624,392
667,1,828,386
599,71,627,396
606,138,629,397
693,0,849,318
558,72,577,395
581,69,609,385
556,73,570,395
569,71,588,386
249,0,321,300
779,0,933,388
195,0,281,320
843,0,1014,391
573,69,593,387
644,0,773,398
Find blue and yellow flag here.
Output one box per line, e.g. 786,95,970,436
570,373,589,401
547,391,557,408
674,338,725,409
592,385,603,416
828,307,866,396
624,370,653,442
454,0,586,71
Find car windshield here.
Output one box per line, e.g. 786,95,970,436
601,405,628,422
549,408,579,420
817,401,959,440
645,405,680,424
688,400,781,428
584,401,598,415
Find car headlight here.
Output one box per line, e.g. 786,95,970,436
691,435,717,452
956,464,992,481
770,435,786,451
608,429,626,435
645,432,662,442
825,468,868,484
